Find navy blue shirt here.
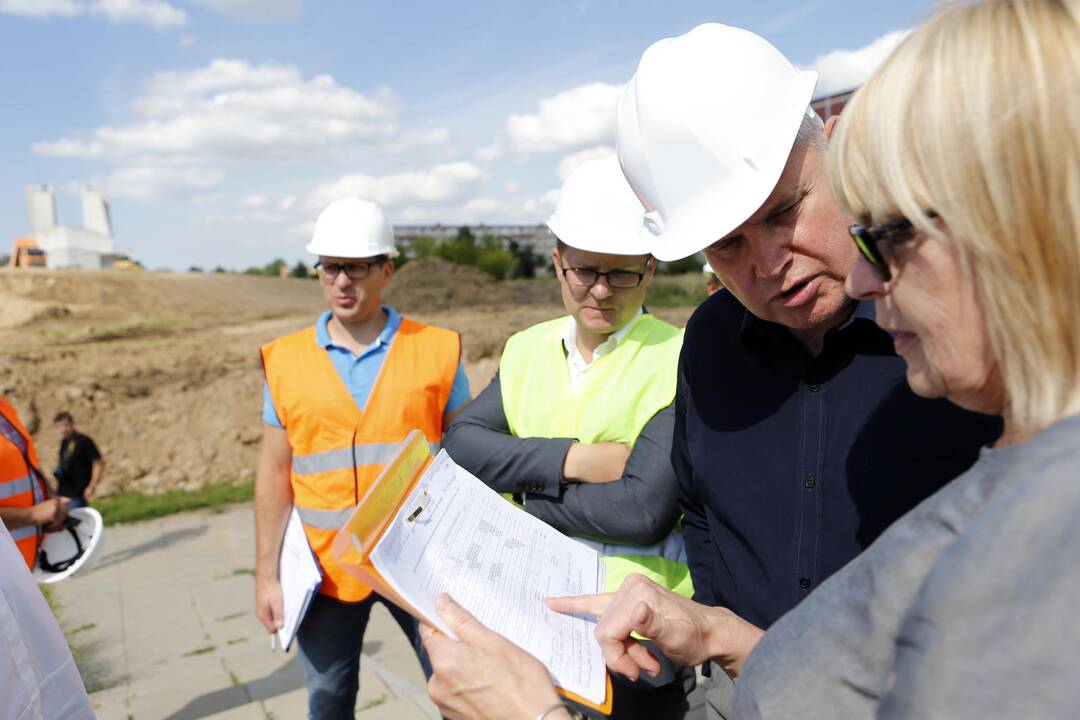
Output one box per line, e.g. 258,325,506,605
674,291,1002,629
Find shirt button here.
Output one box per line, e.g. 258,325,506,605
799,576,811,590
804,474,816,489
807,382,821,393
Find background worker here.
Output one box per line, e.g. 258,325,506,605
443,157,691,719
52,411,105,508
0,395,67,571
254,197,471,719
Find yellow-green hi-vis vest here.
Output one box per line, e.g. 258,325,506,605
500,313,694,597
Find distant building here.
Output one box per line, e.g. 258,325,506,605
811,88,856,122
25,185,117,269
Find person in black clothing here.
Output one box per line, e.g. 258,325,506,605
52,412,104,509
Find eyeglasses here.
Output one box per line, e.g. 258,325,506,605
559,265,648,289
848,211,936,281
315,260,382,282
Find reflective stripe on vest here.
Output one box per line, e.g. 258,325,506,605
8,525,36,542
262,318,460,602
500,314,693,596
292,442,441,477
0,475,33,501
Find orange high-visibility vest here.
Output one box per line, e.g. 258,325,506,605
0,396,48,570
261,317,460,602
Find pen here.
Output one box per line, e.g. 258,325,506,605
270,634,277,652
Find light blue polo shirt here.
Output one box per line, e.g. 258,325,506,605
262,307,470,429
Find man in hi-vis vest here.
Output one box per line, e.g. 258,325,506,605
443,157,692,719
0,396,69,571
255,198,470,718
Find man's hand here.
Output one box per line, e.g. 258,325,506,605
562,442,631,484
254,576,285,634
423,594,569,720
547,573,764,681
32,498,69,532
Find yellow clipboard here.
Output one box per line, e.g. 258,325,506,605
330,429,614,716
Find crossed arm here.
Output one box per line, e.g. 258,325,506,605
442,373,681,546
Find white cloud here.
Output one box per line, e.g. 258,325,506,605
523,188,560,219
34,59,402,201
104,165,223,199
809,29,910,96
36,59,399,162
503,181,519,193
241,193,266,207
507,82,620,155
0,0,83,18
383,127,451,154
474,143,503,162
190,0,300,20
556,145,614,182
91,0,188,29
278,195,296,210
179,33,196,47
306,161,485,210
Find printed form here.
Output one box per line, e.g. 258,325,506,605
370,451,607,705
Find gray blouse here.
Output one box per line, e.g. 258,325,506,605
733,413,1080,719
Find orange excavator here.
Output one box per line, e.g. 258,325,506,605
9,238,47,268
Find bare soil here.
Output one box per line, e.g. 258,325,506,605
0,267,693,497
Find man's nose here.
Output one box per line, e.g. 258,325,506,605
750,232,793,280
845,252,887,300
590,276,614,300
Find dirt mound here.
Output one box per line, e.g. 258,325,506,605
386,257,561,313
0,268,692,499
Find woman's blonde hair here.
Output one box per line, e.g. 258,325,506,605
829,0,1080,435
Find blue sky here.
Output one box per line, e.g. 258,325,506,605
0,0,932,270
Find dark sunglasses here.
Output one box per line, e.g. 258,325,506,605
848,211,937,281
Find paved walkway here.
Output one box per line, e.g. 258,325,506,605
51,504,438,720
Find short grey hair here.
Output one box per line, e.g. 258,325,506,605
793,108,826,152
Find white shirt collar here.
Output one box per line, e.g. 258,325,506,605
562,309,644,388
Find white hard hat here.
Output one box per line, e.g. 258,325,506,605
616,23,818,261
546,156,650,256
33,506,105,584
306,197,400,259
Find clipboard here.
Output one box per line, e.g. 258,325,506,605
330,429,614,715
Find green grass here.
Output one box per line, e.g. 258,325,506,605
95,481,253,526
181,645,216,657
647,273,709,308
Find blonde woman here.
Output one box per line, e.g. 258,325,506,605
419,1,1080,718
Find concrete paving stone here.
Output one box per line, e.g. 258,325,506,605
408,694,443,720
259,686,309,718
189,575,254,620
128,677,251,720
199,702,267,720
126,655,232,698
356,664,393,704
126,624,220,667
354,695,430,720
224,647,304,689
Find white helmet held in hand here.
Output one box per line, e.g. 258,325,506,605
546,156,650,256
616,23,818,261
33,506,106,584
306,197,400,259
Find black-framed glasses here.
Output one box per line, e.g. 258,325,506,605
315,260,382,282
559,265,648,289
848,211,936,281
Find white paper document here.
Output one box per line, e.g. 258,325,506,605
276,506,322,652
370,451,607,705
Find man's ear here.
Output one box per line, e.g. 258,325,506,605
824,114,840,143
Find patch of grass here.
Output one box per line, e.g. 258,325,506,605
70,622,97,636
181,645,216,657
357,694,388,711
216,611,246,622
647,273,708,308
95,481,253,526
232,568,254,576
227,637,247,645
